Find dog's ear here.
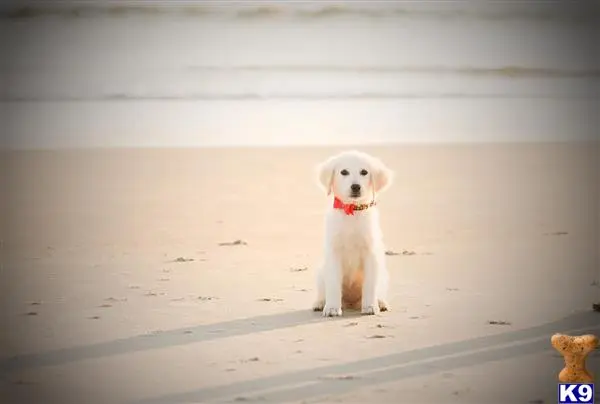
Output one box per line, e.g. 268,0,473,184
316,156,338,195
370,156,393,193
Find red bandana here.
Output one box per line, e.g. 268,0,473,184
333,197,376,216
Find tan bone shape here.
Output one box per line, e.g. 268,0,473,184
551,333,599,383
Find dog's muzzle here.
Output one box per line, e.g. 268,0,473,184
350,183,361,198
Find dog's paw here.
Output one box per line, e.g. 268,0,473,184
361,305,380,315
378,299,390,312
312,300,325,312
322,305,343,317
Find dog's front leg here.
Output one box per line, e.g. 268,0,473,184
312,269,326,312
362,253,381,315
322,255,343,317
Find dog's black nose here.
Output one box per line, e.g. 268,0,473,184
351,184,361,192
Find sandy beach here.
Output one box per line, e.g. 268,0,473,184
2,1,599,402
1,143,598,403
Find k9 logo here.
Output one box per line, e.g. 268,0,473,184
558,384,594,404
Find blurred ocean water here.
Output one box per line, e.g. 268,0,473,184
1,1,599,148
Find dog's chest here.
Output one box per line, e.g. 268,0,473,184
330,213,375,265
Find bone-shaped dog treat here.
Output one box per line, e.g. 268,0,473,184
551,333,599,383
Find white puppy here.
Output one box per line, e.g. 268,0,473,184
313,150,393,317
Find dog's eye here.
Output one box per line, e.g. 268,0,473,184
340,169,349,176
360,169,368,176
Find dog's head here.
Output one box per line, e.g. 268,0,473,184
317,150,393,204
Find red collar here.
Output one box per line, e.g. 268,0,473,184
333,197,376,216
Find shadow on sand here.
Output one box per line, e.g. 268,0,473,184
2,309,599,403
131,310,600,404
0,310,337,374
